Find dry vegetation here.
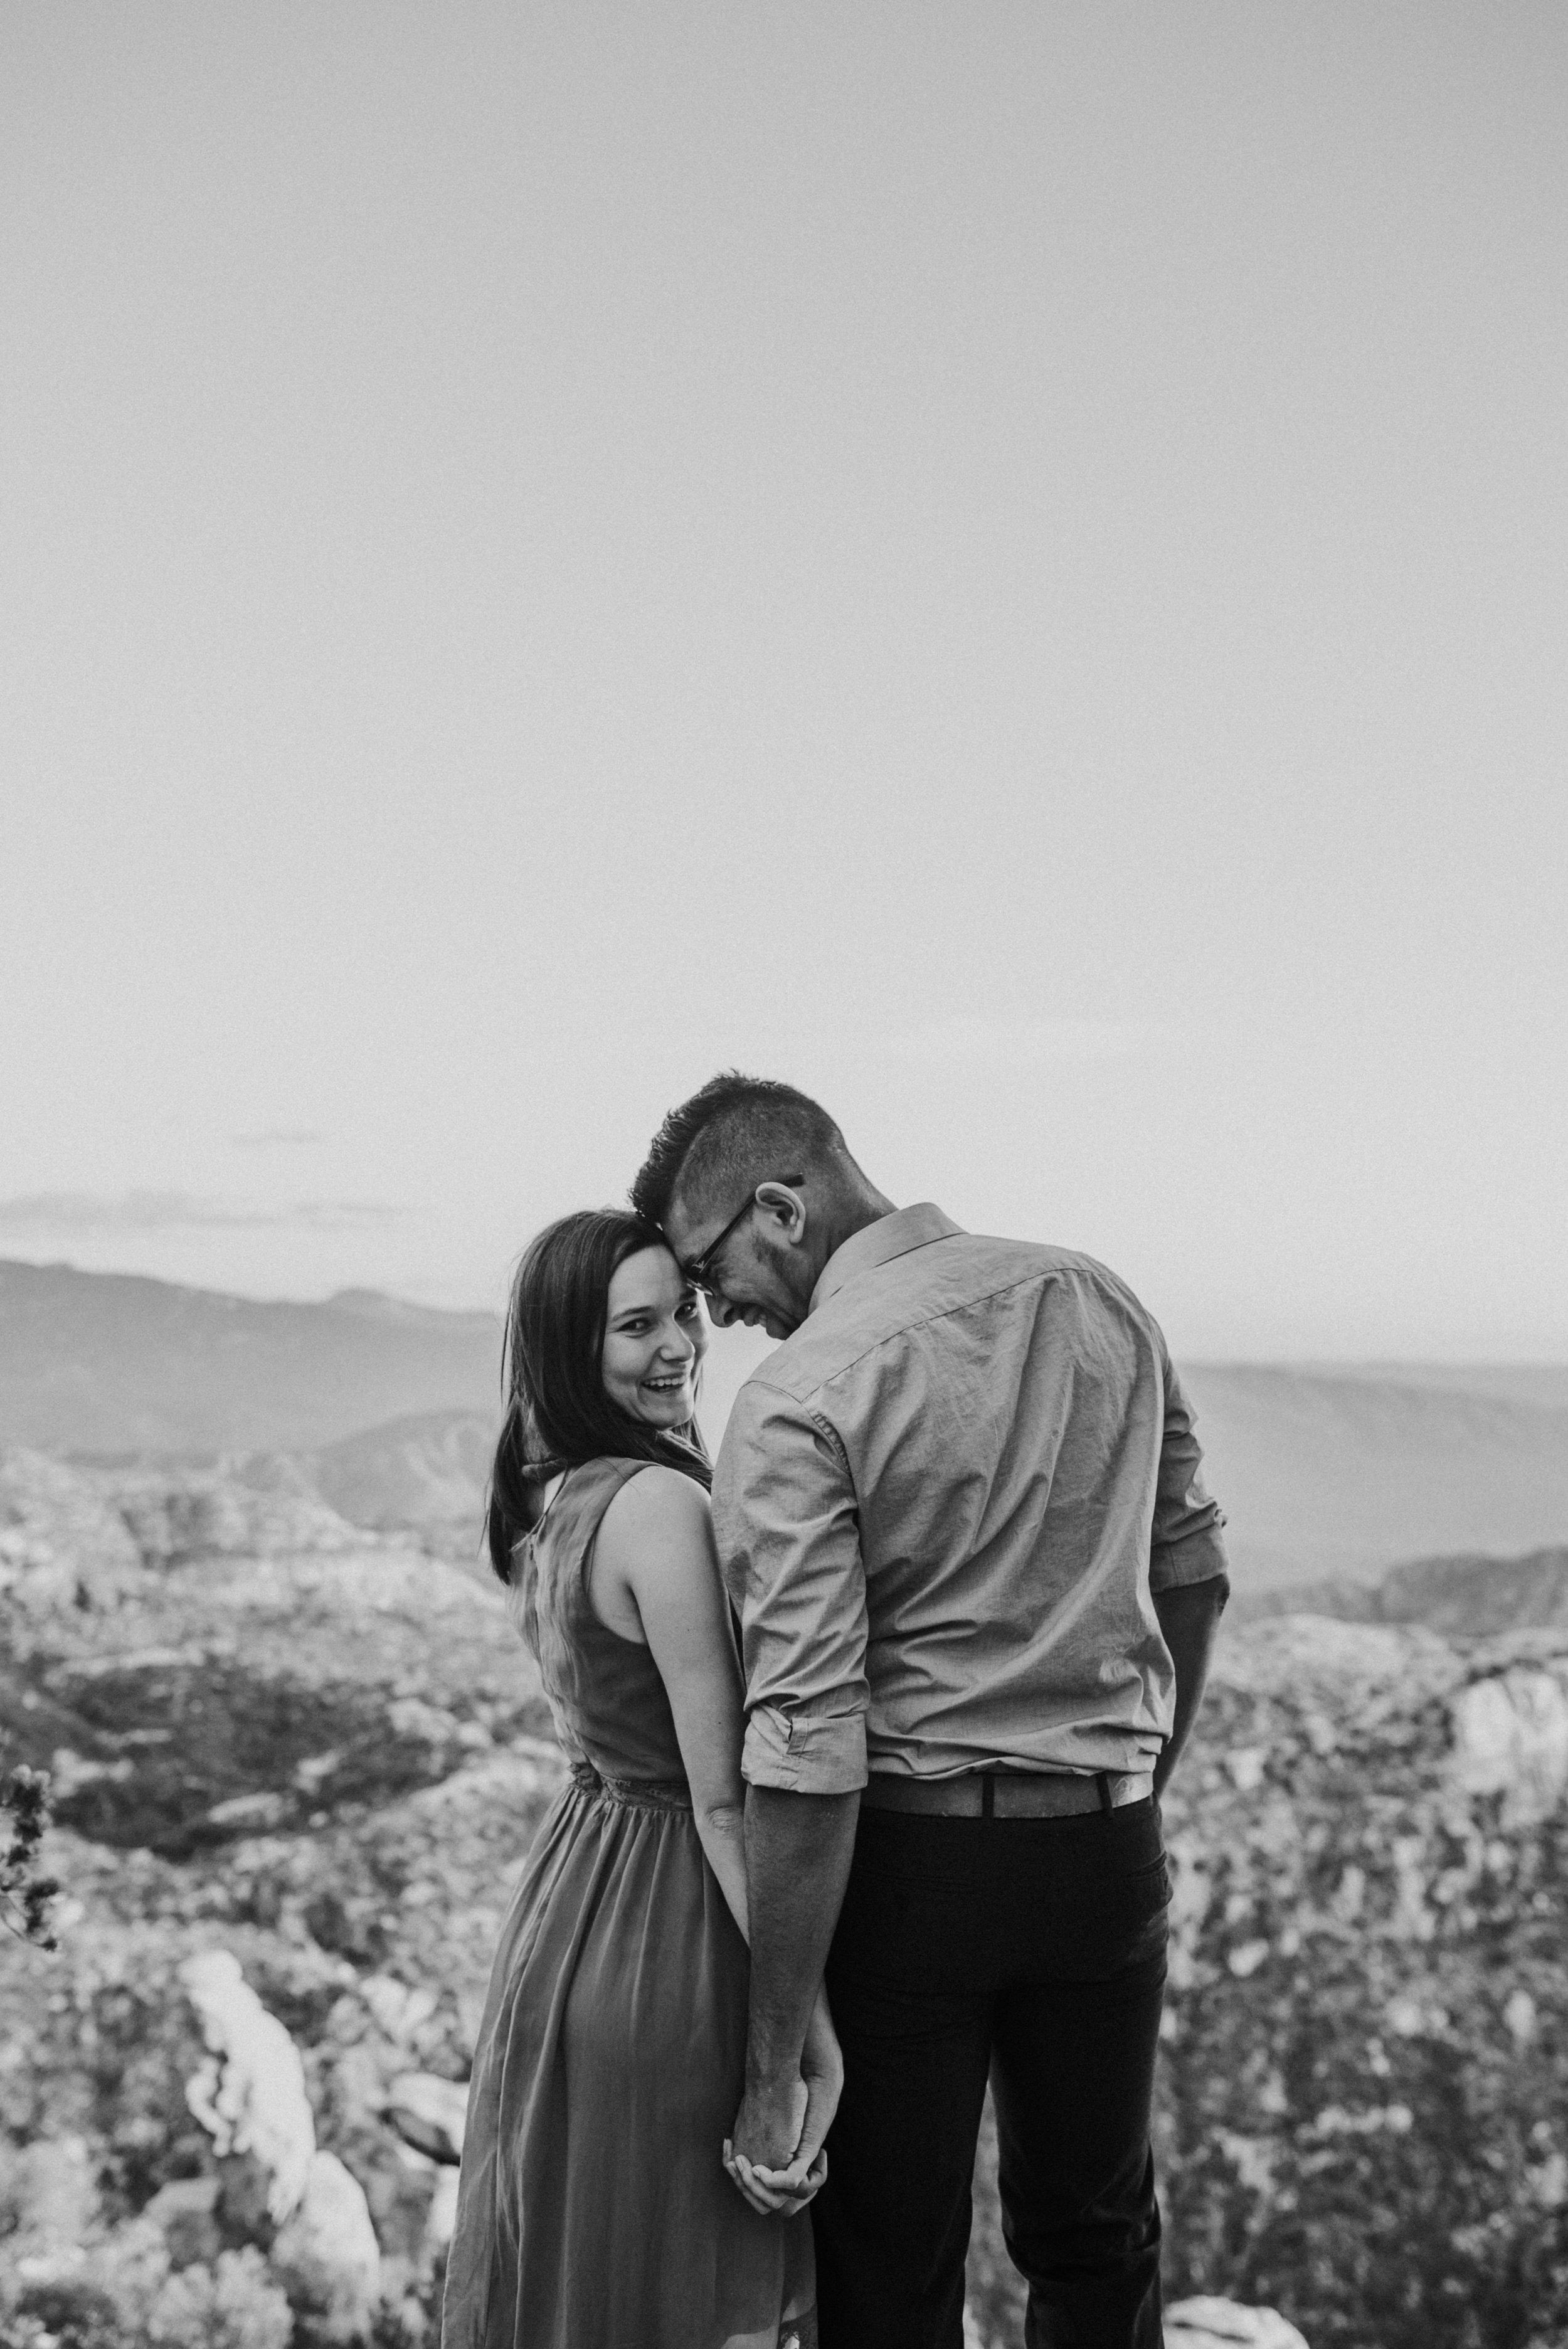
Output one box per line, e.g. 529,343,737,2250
3,1449,1567,2348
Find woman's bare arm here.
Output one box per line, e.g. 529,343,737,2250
593,1468,751,1942
596,1468,840,2210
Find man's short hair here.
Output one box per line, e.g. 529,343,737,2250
631,1072,849,1230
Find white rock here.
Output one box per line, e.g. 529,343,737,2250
140,2174,222,2266
270,2149,382,2343
0,1448,143,1612
1166,2298,1310,2348
403,1749,568,1821
112,1473,363,1566
969,2298,1307,2349
1307,2103,1412,2137
1450,1668,1568,1826
383,2072,469,2164
1505,1988,1537,2045
181,1949,315,2222
204,1790,294,1831
1530,2151,1568,2209
48,1749,135,1798
192,1547,494,1618
8,2134,97,2244
1226,1747,1268,1793
425,2166,461,2251
361,1975,440,2043
1210,1618,1459,1708
1227,1939,1271,1979
16,2246,89,2285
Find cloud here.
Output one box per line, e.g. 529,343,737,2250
231,1129,326,1150
0,1191,400,1233
887,1016,1183,1068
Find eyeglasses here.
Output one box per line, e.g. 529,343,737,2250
677,1175,803,1298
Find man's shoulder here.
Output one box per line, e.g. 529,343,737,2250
733,1234,1150,1416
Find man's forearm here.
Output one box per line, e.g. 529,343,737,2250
1152,1575,1228,1796
742,1784,859,2083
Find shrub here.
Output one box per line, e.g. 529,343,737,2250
144,2248,293,2349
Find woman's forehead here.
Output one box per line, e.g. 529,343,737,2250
606,1245,686,1313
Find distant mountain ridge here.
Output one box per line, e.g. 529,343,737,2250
3,1258,1566,1589
1235,1545,1568,1636
0,1258,500,1452
1180,1363,1568,1588
302,1409,495,1533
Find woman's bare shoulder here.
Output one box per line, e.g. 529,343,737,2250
597,1463,711,1561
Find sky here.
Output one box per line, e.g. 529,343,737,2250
2,4,1564,1361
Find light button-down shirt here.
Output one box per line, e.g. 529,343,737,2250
711,1204,1229,1795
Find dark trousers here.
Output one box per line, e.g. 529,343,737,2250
814,1797,1170,2349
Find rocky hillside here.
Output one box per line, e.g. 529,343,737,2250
1236,1546,1568,1636
3,1449,1567,2346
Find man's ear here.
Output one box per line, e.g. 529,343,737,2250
753,1181,807,1248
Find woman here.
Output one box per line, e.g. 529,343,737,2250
441,1208,835,2349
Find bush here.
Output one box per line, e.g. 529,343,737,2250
144,2248,293,2349
2,1763,60,1951
6,2280,121,2349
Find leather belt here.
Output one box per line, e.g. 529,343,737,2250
860,1769,1154,1820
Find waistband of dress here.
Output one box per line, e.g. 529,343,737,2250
569,1759,693,1813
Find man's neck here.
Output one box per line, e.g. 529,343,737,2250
813,1188,898,1279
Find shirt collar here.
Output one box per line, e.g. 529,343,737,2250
808,1202,963,1316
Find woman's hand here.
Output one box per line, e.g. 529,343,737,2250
724,2136,827,2217
722,1986,842,2216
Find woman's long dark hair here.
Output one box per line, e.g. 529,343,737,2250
485,1207,711,1583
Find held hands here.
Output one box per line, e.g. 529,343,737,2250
723,1988,843,2218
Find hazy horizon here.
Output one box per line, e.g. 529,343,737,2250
5,1253,1567,1385
4,6,1564,1359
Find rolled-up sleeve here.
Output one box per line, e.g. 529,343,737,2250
711,1379,869,1795
1150,1349,1231,1593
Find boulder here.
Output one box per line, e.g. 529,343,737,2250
381,2072,469,2165
361,1975,442,2045
0,1448,143,1612
424,2166,461,2252
111,1471,363,1567
3,2132,98,2248
181,1950,315,2222
269,2148,381,2343
1207,1613,1461,1714
1167,2300,1310,2348
1449,1665,1568,1826
140,2173,223,2269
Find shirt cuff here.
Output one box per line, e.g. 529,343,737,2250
741,1699,868,1796
1150,1520,1232,1593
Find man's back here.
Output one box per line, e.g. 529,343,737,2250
712,1202,1228,1789
638,1072,1229,2349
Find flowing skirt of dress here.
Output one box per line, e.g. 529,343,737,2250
441,1772,815,2349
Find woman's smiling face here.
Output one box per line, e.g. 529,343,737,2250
600,1245,707,1428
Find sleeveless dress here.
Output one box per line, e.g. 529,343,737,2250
440,1456,817,2349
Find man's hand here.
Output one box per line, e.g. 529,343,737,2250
724,1980,845,2214
721,1785,858,2217
1152,1575,1228,1796
724,2072,818,2217
733,2069,808,2171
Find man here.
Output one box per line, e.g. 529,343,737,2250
632,1073,1229,2349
